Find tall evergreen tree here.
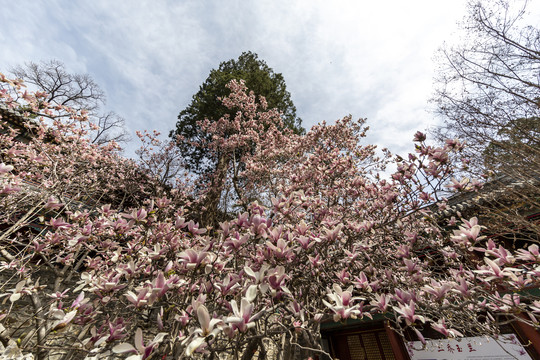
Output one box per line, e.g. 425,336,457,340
171,52,304,224
171,51,304,176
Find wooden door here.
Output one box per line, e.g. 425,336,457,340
330,329,397,360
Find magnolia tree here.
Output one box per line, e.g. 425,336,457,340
1,75,539,360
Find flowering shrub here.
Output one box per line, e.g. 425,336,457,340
0,74,539,359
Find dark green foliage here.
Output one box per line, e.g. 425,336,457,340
171,51,304,175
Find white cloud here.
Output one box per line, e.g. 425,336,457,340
0,0,471,157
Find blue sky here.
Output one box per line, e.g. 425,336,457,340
0,0,473,157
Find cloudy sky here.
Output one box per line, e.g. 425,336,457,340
0,0,473,157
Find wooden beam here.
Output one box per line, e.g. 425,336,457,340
384,321,410,360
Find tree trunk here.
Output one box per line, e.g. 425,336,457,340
202,153,229,227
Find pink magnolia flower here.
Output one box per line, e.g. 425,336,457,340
322,284,363,321
224,233,249,251
0,183,22,195
431,319,464,338
392,300,426,326
516,244,539,262
184,305,222,355
267,266,289,295
485,245,515,265
149,271,171,302
244,264,270,286
51,309,77,331
112,328,167,360
226,298,258,332
324,224,343,242
214,274,241,296
370,293,391,312
474,258,520,282
422,279,452,301
530,300,540,314
451,217,485,246
2,280,32,304
413,131,426,142
225,286,262,333
106,318,128,342
48,217,72,229
175,310,190,327
187,220,207,235
265,238,293,259
179,249,209,269
194,304,222,337
446,177,470,191
353,271,371,291
0,163,14,174
125,287,149,308
451,277,472,297
333,266,351,283
44,196,64,210
175,216,187,229
126,208,147,222
87,318,127,346
47,289,69,302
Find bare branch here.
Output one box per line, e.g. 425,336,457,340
9,60,130,145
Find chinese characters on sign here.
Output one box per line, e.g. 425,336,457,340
407,335,532,360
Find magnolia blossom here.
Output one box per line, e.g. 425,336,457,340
185,305,223,355
431,319,464,338
112,328,167,360
50,309,77,331
225,286,261,333
0,162,14,174
474,258,521,282
323,284,364,321
1,280,31,304
393,300,426,326
1,74,539,359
